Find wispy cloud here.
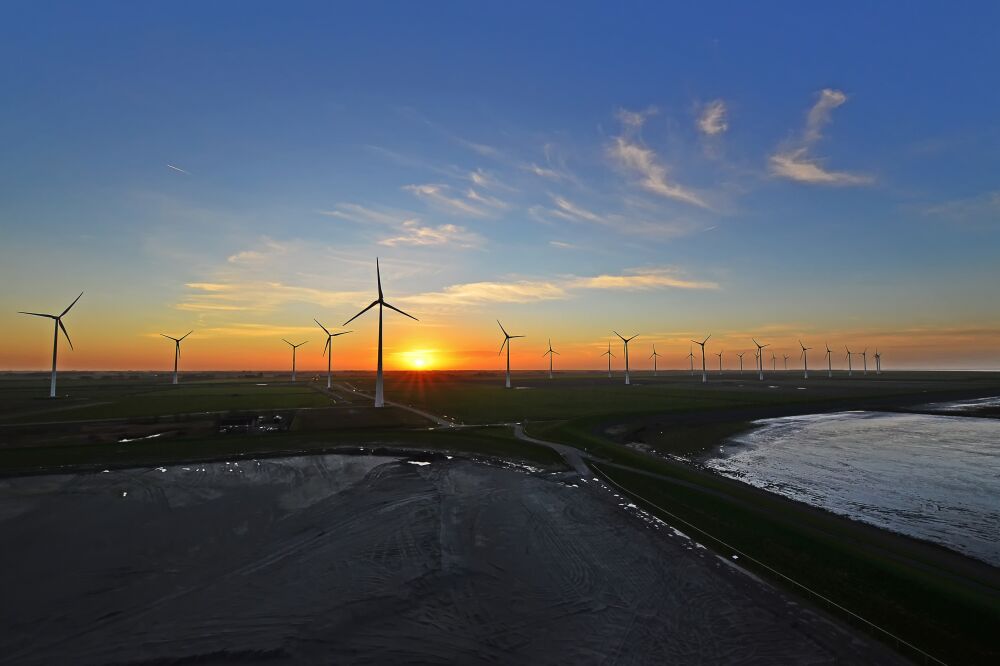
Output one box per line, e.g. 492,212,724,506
378,220,483,248
402,266,718,306
549,240,576,249
920,190,1000,222
532,195,701,239
166,164,190,175
697,100,728,136
608,108,710,209
403,183,489,217
177,281,368,313
615,106,658,129
769,89,872,186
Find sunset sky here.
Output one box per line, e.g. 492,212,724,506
2,2,999,372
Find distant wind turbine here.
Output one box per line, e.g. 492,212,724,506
752,338,769,381
716,350,723,375
825,343,833,378
614,331,638,385
542,338,559,379
783,353,789,371
343,258,418,407
649,344,660,377
601,341,615,378
315,319,351,389
687,345,695,376
497,321,525,388
18,292,83,398
771,351,777,372
874,348,882,375
845,346,854,377
737,351,746,375
800,340,812,379
861,348,868,376
282,339,308,382
160,330,193,385
691,335,710,383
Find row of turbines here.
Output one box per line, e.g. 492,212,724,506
17,259,884,406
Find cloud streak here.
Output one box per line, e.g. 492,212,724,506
769,89,872,186
697,100,728,136
378,220,483,247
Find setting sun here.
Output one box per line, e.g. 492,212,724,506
400,350,434,370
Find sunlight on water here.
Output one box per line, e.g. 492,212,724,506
706,412,1000,566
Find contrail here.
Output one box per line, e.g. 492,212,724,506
166,164,190,175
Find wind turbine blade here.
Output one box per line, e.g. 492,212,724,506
382,300,418,321
498,337,508,355
314,319,331,335
298,341,308,347
160,333,179,342
60,291,84,317
331,330,353,337
18,311,55,319
376,258,383,300
511,335,526,339
626,334,638,342
58,319,74,350
323,337,331,356
497,320,508,337
176,341,181,358
703,334,711,344
553,350,559,355
614,331,626,342
343,300,379,326
179,330,193,341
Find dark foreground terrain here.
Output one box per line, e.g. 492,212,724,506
0,455,902,665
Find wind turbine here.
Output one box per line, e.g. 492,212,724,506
771,352,777,372
845,346,854,377
825,343,833,378
691,334,710,383
542,338,559,379
752,339,769,381
737,351,746,375
601,341,615,378
18,292,83,398
783,354,789,371
282,339,308,382
343,258,418,407
614,331,638,385
861,348,868,376
497,321,524,388
874,348,882,375
315,319,351,389
160,330,193,385
687,345,695,376
649,344,660,377
800,340,812,379
716,350,723,375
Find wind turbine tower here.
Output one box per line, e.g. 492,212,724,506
800,340,812,379
875,348,882,375
825,343,833,378
614,331,638,385
845,346,854,377
602,341,615,378
716,350,723,375
315,319,351,389
18,292,83,398
343,258,419,407
861,348,868,376
649,344,661,377
497,321,525,388
282,339,308,382
737,351,746,375
160,330,193,385
687,346,695,376
691,335,710,383
752,339,769,381
783,354,789,371
543,338,559,379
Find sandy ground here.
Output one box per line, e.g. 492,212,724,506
0,455,903,665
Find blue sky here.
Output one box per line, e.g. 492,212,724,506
2,2,999,370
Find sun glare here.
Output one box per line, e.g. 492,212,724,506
402,350,433,370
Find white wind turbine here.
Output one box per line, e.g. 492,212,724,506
861,348,868,376
800,340,812,379
783,353,789,371
737,351,746,375
825,343,833,378
691,334,710,383
497,321,525,388
614,331,638,385
687,345,695,376
18,292,83,398
343,258,418,407
649,344,661,377
716,349,723,375
874,348,882,375
601,341,615,378
771,351,777,372
282,339,308,382
315,319,351,389
160,330,193,385
845,346,854,377
752,338,769,381
542,338,559,379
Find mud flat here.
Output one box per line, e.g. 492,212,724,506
0,455,901,664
